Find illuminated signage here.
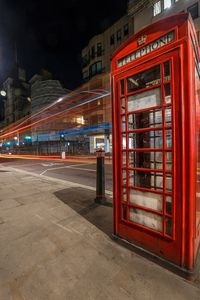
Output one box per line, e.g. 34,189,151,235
118,31,175,67
137,35,147,46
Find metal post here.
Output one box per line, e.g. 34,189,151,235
95,149,107,204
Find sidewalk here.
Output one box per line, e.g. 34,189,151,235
0,166,199,300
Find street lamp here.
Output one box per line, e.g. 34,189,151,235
0,90,6,97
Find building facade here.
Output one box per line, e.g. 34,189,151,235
80,0,200,154
29,70,69,114
81,15,134,82
82,1,200,84
3,66,30,126
80,11,135,153
128,0,200,40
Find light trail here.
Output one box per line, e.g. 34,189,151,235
33,102,112,132
1,87,110,135
0,90,110,139
0,72,111,136
0,154,112,162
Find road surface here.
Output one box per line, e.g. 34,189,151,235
0,157,113,191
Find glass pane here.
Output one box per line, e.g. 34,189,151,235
121,116,126,131
166,196,172,215
164,0,171,10
122,187,127,202
166,151,172,170
128,87,161,112
127,65,160,93
122,151,126,167
129,151,163,170
164,61,170,82
121,97,125,114
122,135,126,149
129,170,163,191
164,83,171,104
153,1,161,16
129,207,162,232
165,129,172,148
128,130,162,149
129,189,163,211
123,169,126,184
128,109,162,130
165,217,172,236
165,107,171,126
166,174,172,192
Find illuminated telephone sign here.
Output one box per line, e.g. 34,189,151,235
118,31,175,67
111,13,200,272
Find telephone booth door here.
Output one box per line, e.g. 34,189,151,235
113,49,182,265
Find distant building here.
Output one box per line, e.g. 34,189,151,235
29,69,69,114
2,66,30,126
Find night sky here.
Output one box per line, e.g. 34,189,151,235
0,0,127,89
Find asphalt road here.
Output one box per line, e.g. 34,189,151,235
0,157,113,191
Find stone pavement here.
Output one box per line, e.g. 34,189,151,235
0,166,199,300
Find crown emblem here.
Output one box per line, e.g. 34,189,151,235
138,35,147,46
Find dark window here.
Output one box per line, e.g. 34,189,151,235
91,46,95,59
89,61,102,77
82,70,88,80
117,29,122,41
97,42,102,56
110,34,115,45
82,54,89,68
187,3,198,20
89,64,94,77
124,24,129,36
96,61,102,73
90,63,96,76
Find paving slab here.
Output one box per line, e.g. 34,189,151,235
0,166,199,300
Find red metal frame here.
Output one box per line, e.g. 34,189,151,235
111,13,200,271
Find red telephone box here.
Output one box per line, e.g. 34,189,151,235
111,13,200,271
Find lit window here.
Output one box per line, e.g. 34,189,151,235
153,1,161,16
76,116,85,125
164,0,171,10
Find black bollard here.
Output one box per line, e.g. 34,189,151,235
95,149,106,204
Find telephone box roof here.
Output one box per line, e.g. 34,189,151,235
112,13,195,61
